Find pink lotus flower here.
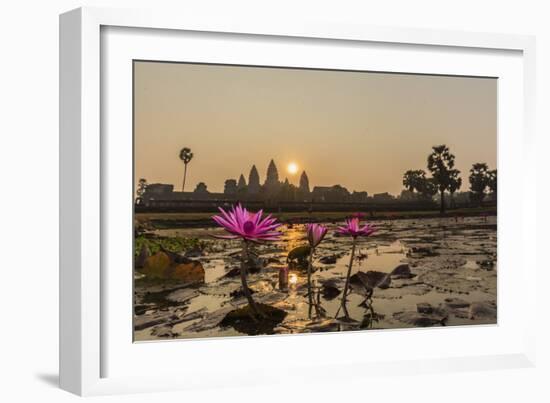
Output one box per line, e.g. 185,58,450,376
212,204,281,242
337,217,376,238
306,223,328,248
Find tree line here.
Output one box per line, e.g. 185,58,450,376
402,145,496,213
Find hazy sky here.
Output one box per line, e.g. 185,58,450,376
134,61,496,195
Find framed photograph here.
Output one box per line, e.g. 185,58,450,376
60,7,537,396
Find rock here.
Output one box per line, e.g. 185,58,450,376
408,246,438,257
319,255,338,264
140,251,205,283
287,245,311,264
171,262,205,283
135,243,150,269
477,260,495,271
444,297,470,309
468,301,497,320
165,288,200,303
393,311,446,327
322,285,341,300
220,303,287,335
223,267,241,278
151,325,177,337
391,264,416,279
170,308,208,325
134,312,177,331
350,271,391,292
141,252,172,278
182,307,235,332
184,248,204,258
229,288,255,299
417,302,434,314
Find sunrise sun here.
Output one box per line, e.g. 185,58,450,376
287,162,299,175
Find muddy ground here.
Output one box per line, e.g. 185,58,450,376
134,215,497,340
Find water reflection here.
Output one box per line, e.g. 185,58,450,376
136,216,497,339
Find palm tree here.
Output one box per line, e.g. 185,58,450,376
427,145,456,214
179,147,194,192
402,170,427,193
448,169,462,209
469,163,489,205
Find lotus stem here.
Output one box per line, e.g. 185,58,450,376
307,248,314,319
240,241,263,320
337,238,357,319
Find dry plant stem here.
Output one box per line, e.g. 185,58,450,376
337,238,357,318
240,241,263,320
307,249,314,319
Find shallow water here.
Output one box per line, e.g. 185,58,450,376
135,215,497,340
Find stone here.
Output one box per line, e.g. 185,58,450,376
135,243,150,269
151,325,177,337
350,271,391,292
319,255,338,264
444,297,470,309
171,261,205,283
393,311,446,327
141,252,172,278
416,302,434,314
468,301,497,320
220,303,287,335
165,288,200,303
391,264,416,279
287,245,311,264
140,251,205,283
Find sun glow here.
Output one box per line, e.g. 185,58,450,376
287,162,299,175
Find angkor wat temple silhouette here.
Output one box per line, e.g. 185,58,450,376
137,159,386,210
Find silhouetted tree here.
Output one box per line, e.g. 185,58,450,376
469,163,489,205
418,177,438,200
136,178,148,198
179,147,194,192
487,169,497,195
135,178,148,204
448,169,462,208
402,170,427,193
427,145,456,213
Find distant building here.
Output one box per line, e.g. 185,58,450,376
350,191,369,202
194,182,209,194
224,179,238,195
144,183,174,195
237,174,247,191
372,192,395,202
248,165,261,194
299,171,310,194
312,185,350,202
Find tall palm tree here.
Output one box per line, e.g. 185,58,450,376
179,147,194,192
427,145,456,214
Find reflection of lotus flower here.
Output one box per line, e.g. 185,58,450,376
337,217,376,238
212,204,281,242
306,223,328,248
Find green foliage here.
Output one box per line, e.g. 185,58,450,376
134,235,207,257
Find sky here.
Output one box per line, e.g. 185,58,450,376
134,61,496,195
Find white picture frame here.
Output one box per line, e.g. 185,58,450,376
59,6,537,396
